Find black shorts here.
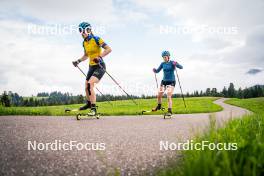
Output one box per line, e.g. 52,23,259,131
161,80,176,87
86,62,106,81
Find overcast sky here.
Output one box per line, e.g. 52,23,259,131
0,0,263,96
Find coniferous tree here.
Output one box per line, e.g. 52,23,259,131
227,83,236,98
1,91,11,107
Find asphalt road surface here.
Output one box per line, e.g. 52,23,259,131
0,98,250,176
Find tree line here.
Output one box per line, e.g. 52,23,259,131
0,91,140,107
184,83,264,98
1,83,263,107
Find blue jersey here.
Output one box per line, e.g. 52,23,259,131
155,60,183,81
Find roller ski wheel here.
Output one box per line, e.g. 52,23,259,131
164,112,172,119
65,108,71,113
76,113,81,120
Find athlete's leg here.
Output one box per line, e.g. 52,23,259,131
86,63,105,114
167,86,175,112
85,80,90,101
157,85,165,104
79,67,94,110
152,85,165,111
87,76,100,104
78,80,92,110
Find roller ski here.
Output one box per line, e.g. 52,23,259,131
76,108,101,120
65,102,100,120
141,104,165,114
163,108,173,119
65,108,79,113
76,103,100,120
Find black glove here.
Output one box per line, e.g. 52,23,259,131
72,59,81,67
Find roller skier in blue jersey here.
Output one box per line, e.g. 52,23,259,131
152,51,183,116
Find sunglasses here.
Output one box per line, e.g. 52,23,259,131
79,27,91,34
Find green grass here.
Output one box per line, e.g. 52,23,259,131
0,97,222,116
225,97,264,114
156,97,264,176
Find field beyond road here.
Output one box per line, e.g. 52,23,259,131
0,97,222,116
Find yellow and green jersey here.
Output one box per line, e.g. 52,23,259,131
83,34,107,66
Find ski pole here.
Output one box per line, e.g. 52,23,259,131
75,65,113,106
175,67,187,108
154,73,159,89
98,63,138,105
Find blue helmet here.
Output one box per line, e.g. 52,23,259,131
78,22,91,33
161,50,170,57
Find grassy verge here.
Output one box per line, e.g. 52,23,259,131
0,97,222,116
225,97,264,114
156,97,264,176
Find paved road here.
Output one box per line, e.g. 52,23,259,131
0,98,250,176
